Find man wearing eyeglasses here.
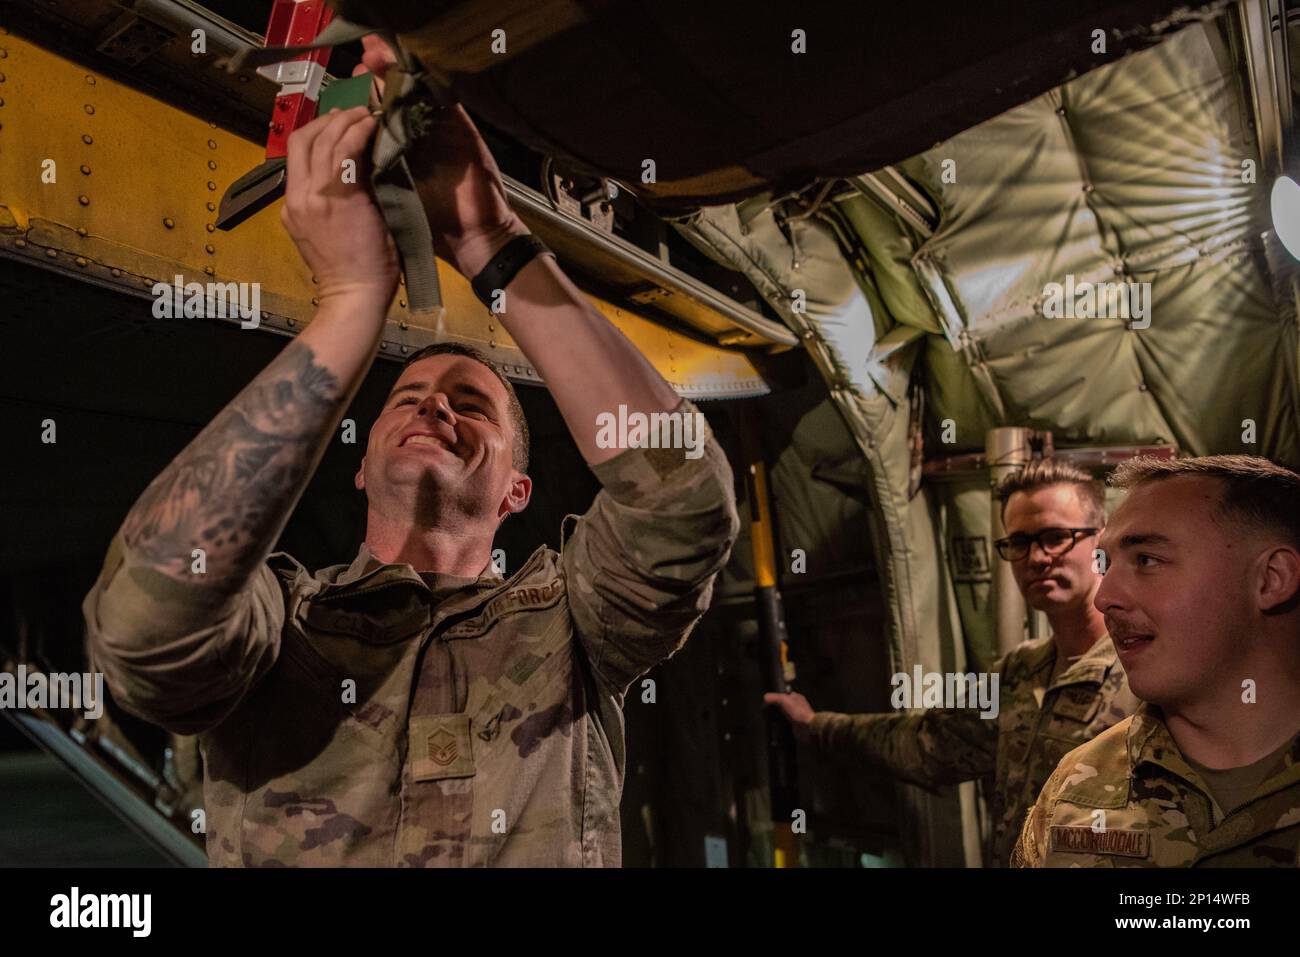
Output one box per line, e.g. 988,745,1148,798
766,459,1138,866
1013,455,1300,867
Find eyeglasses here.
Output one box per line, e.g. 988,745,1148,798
994,527,1098,562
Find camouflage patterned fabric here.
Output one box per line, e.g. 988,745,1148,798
808,633,1137,866
83,400,739,866
1012,703,1300,867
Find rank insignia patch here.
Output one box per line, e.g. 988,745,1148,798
410,714,476,781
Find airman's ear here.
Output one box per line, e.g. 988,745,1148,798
498,472,532,524
354,457,367,492
1257,545,1300,614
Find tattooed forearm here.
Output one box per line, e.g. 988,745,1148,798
120,340,344,594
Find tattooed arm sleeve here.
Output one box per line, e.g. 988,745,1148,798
84,325,371,733
118,339,345,594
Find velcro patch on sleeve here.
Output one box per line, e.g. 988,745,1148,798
1049,825,1150,858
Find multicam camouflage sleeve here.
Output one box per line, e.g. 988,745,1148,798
83,339,350,734
83,531,288,735
561,398,740,695
807,707,999,789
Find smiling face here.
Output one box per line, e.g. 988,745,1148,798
355,353,530,526
1093,476,1250,706
1002,483,1103,614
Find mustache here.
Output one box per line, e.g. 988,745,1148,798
1105,615,1153,639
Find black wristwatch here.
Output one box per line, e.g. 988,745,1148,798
470,234,552,308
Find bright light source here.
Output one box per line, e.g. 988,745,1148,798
1270,175,1300,258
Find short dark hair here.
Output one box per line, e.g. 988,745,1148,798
1109,454,1300,550
995,458,1106,527
399,342,530,472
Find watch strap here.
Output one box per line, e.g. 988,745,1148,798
470,234,551,308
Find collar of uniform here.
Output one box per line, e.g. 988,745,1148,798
1050,634,1118,690
430,543,554,633
1285,733,1300,775
1261,732,1300,801
1127,702,1208,792
1130,702,1300,804
314,541,504,598
1003,634,1055,683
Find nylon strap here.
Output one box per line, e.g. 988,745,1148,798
369,61,444,317
229,18,446,316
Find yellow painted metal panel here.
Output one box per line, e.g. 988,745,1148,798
0,28,769,397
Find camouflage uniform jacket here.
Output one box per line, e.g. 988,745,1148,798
1012,703,1300,867
84,409,739,867
808,634,1137,866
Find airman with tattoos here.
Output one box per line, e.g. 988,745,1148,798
83,37,738,867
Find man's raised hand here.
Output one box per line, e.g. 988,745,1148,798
281,105,400,309
353,34,529,280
